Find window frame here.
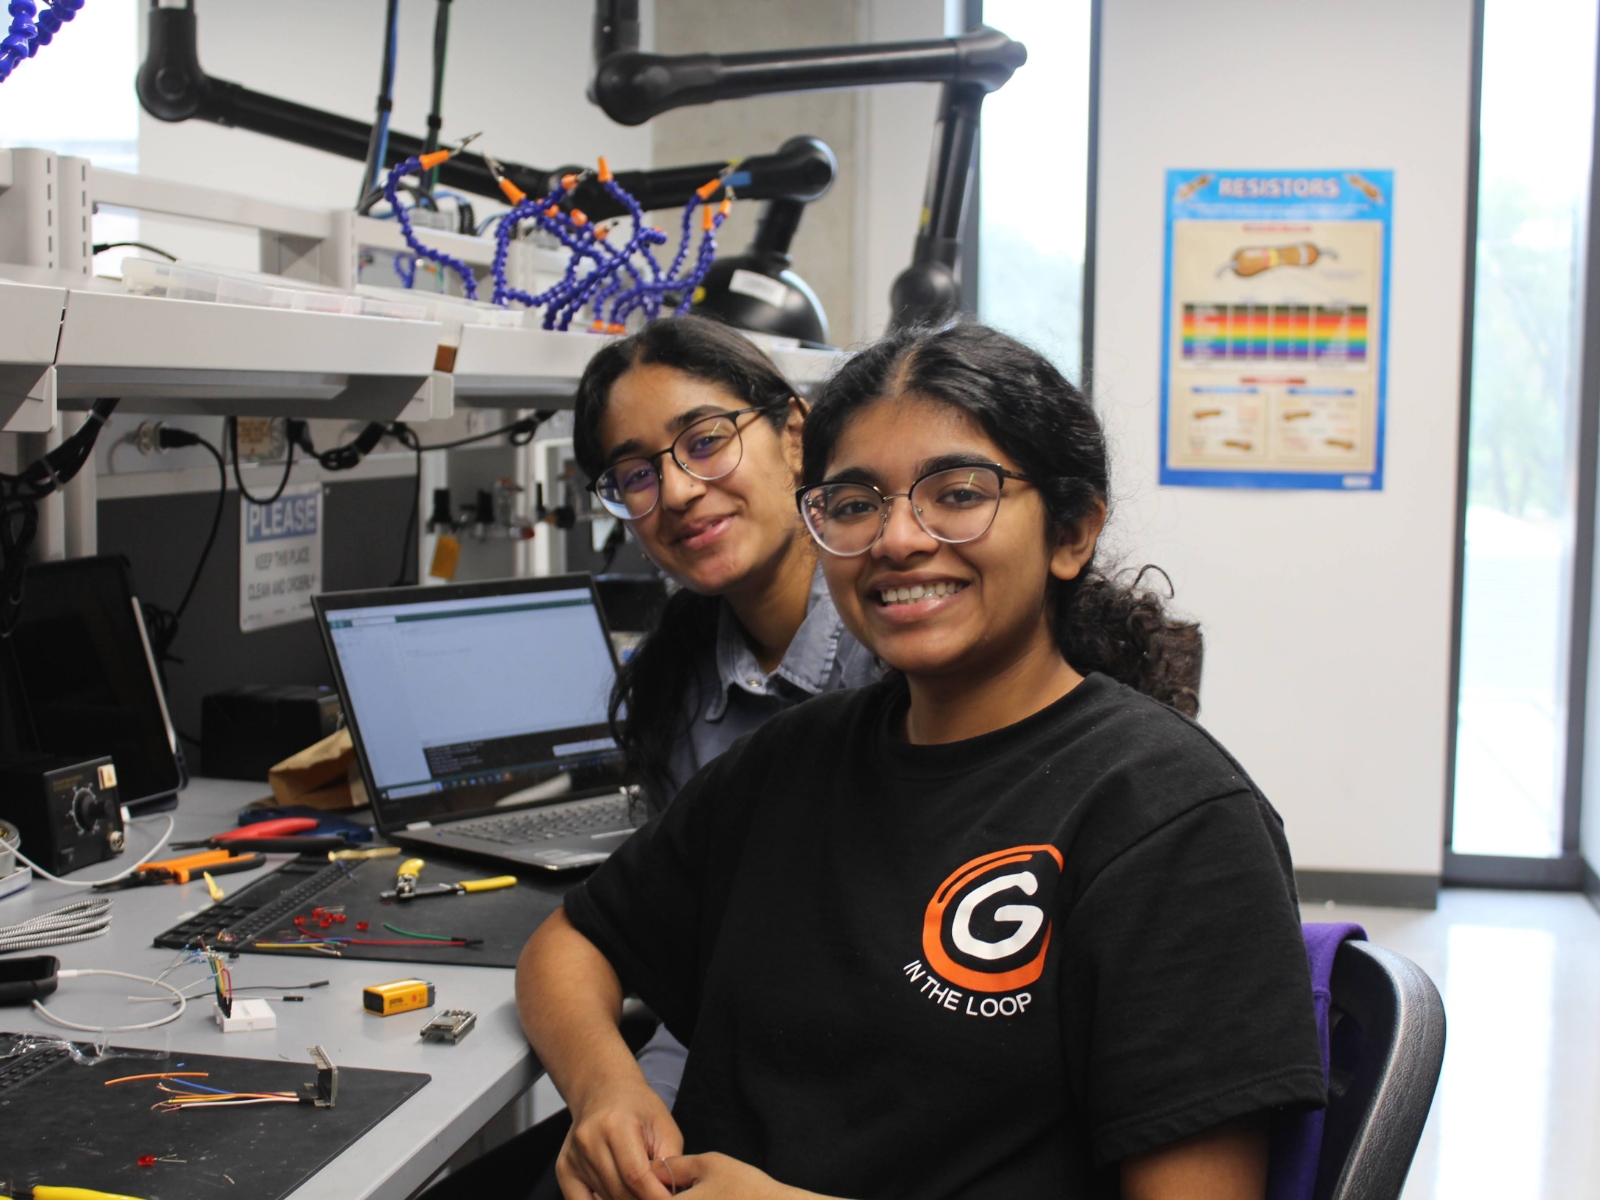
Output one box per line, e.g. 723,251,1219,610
1444,0,1600,889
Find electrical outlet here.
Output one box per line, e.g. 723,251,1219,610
234,417,287,463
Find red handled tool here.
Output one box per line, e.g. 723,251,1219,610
170,818,354,853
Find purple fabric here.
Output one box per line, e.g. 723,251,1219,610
1265,922,1367,1200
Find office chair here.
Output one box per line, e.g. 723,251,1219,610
1310,939,1446,1200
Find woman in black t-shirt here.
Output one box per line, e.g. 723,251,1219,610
516,323,1324,1200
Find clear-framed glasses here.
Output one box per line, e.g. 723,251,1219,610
589,407,773,520
796,463,1031,557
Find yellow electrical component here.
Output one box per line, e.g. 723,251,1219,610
363,978,436,1017
429,534,460,580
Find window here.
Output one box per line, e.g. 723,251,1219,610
1452,0,1599,860
975,0,1095,381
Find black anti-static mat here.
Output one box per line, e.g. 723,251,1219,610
0,1035,429,1199
153,854,573,968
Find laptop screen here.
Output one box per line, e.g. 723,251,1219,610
319,578,626,830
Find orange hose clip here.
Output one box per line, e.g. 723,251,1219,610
718,198,732,218
572,210,589,227
594,224,609,239
702,205,715,231
597,157,613,183
499,177,527,205
561,173,580,191
545,205,560,217
695,177,722,201
418,149,452,171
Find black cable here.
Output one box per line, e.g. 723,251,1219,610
408,412,552,452
356,0,402,213
421,0,453,198
141,430,226,670
390,422,422,587
92,240,178,261
289,420,389,472
0,398,119,637
291,413,552,476
228,416,296,506
232,981,330,992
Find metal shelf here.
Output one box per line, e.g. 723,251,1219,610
450,326,846,408
451,324,614,408
53,290,442,420
0,280,65,431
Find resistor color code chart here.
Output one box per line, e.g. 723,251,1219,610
1160,170,1392,490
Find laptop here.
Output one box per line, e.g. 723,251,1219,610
314,574,643,871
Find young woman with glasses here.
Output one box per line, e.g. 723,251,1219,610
517,323,1322,1200
580,317,877,1111
578,316,878,811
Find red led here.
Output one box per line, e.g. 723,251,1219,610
356,921,369,931
334,914,346,924
138,1155,157,1168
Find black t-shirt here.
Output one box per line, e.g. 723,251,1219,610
565,673,1325,1199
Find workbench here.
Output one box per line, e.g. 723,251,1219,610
0,778,545,1199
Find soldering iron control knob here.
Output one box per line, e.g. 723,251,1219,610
71,786,105,834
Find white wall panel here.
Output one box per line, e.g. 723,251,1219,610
1094,0,1475,875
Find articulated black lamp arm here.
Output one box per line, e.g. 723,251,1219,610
590,21,1025,329
591,25,1024,127
590,0,641,95
135,0,834,218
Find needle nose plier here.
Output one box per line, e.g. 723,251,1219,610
379,857,517,901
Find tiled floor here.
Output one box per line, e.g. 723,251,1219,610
1304,889,1600,1200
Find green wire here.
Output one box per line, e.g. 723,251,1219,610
383,923,453,941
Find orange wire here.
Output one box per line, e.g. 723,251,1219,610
105,1072,209,1086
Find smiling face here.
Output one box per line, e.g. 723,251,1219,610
599,361,807,597
816,394,1101,683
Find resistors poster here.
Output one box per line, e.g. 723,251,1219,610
1159,169,1392,490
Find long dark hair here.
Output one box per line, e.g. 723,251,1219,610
575,316,801,802
802,322,1203,715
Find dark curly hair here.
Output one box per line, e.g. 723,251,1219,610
574,315,802,802
802,321,1202,715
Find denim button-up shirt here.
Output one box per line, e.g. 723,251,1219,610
662,566,879,802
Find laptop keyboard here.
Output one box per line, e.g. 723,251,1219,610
438,792,635,845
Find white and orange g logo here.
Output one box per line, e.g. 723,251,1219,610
921,845,1064,993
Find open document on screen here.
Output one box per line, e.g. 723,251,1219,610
325,588,618,806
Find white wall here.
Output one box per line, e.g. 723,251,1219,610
1094,0,1476,877
854,0,946,342
134,0,654,262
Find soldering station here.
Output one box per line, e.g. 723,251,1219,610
4,0,1593,1197
0,1,1032,1195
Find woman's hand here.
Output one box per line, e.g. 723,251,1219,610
557,1078,683,1200
648,1154,841,1200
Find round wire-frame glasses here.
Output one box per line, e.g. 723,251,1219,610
796,463,1031,557
589,407,774,520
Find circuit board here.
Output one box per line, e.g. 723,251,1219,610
152,853,570,968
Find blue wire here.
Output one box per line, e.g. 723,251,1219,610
0,0,83,84
169,1079,234,1095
